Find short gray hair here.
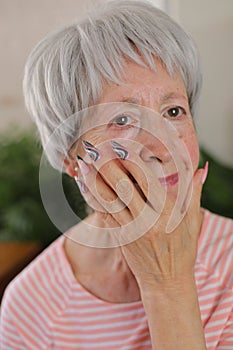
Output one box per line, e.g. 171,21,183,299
23,0,202,170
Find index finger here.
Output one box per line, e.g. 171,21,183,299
83,138,166,214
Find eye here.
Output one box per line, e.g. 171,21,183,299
109,114,134,128
163,106,186,119
107,110,140,139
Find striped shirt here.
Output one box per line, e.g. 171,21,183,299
1,209,233,349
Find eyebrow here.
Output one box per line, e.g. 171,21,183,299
160,92,187,102
121,98,141,104
121,93,187,104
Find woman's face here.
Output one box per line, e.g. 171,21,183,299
72,57,199,194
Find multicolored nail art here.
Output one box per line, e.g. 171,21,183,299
76,155,83,161
76,158,91,176
201,161,209,185
110,140,129,160
82,141,100,161
74,178,88,193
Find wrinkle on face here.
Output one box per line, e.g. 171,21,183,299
71,56,199,180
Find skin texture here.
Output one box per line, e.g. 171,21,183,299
64,57,207,349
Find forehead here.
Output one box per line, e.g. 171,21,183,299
97,57,188,105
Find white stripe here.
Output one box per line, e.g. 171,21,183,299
218,220,233,283
124,339,151,349
54,315,147,331
200,296,233,311
75,304,144,315
68,300,143,314
212,307,233,317
205,328,231,338
35,258,71,312
210,218,226,265
222,247,233,285
205,340,217,347
50,247,71,287
5,304,43,349
198,280,220,292
221,329,233,335
1,328,22,342
25,272,55,315
205,318,230,329
9,295,49,345
198,288,224,302
19,279,52,335
54,325,149,340
198,213,216,256
55,332,149,348
195,269,209,278
205,217,223,264
60,307,145,323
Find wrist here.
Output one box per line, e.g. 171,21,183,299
139,274,198,303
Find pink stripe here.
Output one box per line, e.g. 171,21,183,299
1,210,233,348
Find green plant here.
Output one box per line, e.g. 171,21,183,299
0,130,87,248
0,130,232,248
199,149,233,219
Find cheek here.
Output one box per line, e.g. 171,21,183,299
182,129,199,170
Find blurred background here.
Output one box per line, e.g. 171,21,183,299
0,0,232,299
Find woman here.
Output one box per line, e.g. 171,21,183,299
1,1,233,349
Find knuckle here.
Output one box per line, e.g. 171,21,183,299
106,199,125,214
100,161,112,175
97,211,118,227
99,190,115,203
116,179,134,201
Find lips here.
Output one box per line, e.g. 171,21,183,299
158,173,179,187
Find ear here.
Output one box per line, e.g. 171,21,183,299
63,157,77,178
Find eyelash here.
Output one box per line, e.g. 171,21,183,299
162,106,186,119
109,114,135,129
109,106,186,130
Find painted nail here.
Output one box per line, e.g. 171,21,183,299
76,155,83,161
77,159,91,176
75,178,88,193
110,140,129,160
74,166,79,178
201,161,209,184
82,141,100,161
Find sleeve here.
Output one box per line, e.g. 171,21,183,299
1,292,27,350
216,308,233,349
0,276,51,350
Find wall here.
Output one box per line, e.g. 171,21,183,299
178,0,233,167
0,0,166,133
0,0,103,132
1,0,232,167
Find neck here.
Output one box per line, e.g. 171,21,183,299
64,212,141,303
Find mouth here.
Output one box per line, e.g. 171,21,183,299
158,173,179,187
117,159,179,188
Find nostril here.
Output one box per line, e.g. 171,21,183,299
139,138,173,163
149,156,162,162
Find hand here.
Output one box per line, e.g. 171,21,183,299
78,139,206,291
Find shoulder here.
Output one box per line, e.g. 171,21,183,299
1,235,73,325
197,209,233,289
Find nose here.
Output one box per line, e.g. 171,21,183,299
138,127,172,164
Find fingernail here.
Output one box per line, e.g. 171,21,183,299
110,140,129,160
74,178,88,193
74,166,79,177
77,159,91,176
76,155,83,161
82,141,100,161
201,161,209,184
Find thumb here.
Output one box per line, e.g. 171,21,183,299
192,161,209,211
201,161,209,186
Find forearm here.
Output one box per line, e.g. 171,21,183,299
141,279,207,350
